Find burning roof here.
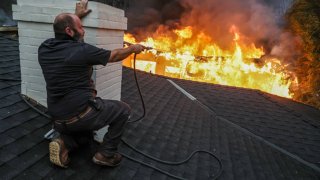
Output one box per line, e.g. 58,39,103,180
124,0,320,109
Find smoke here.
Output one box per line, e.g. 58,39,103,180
126,0,184,40
179,0,285,49
126,0,298,58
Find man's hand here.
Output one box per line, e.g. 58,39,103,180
75,0,92,19
109,44,147,63
130,44,147,54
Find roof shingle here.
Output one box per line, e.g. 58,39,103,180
0,33,319,179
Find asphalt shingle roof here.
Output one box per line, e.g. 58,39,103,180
0,33,319,179
171,78,320,164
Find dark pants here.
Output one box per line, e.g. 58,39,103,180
54,98,131,157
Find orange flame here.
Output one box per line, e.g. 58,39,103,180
123,25,296,98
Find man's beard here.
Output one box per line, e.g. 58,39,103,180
73,29,84,42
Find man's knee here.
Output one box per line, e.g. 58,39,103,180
112,101,131,125
119,101,131,118
101,99,131,121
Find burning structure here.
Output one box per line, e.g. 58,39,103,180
123,0,320,109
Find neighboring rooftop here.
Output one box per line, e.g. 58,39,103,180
0,33,320,179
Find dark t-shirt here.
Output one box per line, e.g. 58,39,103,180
38,38,111,119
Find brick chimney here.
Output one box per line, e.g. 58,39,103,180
12,0,127,106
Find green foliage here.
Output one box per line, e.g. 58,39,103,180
286,0,320,109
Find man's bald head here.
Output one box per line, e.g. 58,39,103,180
53,13,78,39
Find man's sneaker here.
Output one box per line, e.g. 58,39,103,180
49,138,70,168
92,152,122,167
